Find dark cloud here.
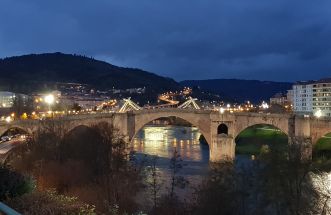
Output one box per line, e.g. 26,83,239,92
1,0,331,81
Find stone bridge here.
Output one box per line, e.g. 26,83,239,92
1,109,331,162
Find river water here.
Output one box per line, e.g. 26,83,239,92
132,125,331,212
132,125,210,203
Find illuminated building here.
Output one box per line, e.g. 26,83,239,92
292,78,331,117
0,91,29,108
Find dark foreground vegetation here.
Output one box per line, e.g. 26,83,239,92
1,120,331,214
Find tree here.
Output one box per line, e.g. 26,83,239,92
258,142,325,215
11,94,34,116
150,148,189,215
146,155,162,209
192,162,241,215
6,119,143,214
72,103,82,112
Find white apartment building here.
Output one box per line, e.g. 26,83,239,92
292,78,331,117
0,91,16,108
292,81,314,113
312,79,331,117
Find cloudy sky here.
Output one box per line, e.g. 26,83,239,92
1,0,331,81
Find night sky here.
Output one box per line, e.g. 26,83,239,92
1,0,331,81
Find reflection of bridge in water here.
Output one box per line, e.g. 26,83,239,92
1,106,331,162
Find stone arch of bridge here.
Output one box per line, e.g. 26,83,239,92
0,126,31,137
234,120,289,139
234,123,289,139
65,124,93,135
313,131,331,158
313,128,331,145
132,113,211,145
234,123,289,155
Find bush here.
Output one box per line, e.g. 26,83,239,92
6,189,96,215
0,165,34,201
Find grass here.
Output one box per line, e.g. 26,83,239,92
313,133,331,161
235,125,288,155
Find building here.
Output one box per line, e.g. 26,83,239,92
287,89,294,106
0,91,29,108
292,81,314,114
270,93,288,106
292,78,331,117
312,78,331,117
0,91,16,108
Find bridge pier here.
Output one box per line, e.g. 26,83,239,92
210,134,235,162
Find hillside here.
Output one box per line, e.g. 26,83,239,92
180,79,292,103
0,52,180,93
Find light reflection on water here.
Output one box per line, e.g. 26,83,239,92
132,125,210,202
132,125,209,164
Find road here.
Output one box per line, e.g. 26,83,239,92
0,137,26,155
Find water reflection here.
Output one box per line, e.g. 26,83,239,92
132,125,209,163
132,125,210,201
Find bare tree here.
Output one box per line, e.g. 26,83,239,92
146,155,162,209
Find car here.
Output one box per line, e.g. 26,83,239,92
1,136,12,141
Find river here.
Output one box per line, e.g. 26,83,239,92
132,125,210,203
131,124,331,212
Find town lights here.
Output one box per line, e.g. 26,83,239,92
5,116,12,123
261,101,269,109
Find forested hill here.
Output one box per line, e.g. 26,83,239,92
180,79,292,103
0,52,180,93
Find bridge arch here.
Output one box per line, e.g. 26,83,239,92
0,126,30,137
234,124,289,156
313,131,331,160
234,121,289,138
131,112,211,145
312,127,331,145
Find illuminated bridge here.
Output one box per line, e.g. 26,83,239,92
1,108,331,162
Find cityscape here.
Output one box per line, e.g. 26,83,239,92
1,1,331,215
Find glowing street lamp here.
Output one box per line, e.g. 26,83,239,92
44,94,55,105
5,116,12,123
314,109,322,118
220,107,225,114
44,94,55,118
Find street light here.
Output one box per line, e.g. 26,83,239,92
314,109,322,118
5,116,12,123
44,94,55,118
220,107,225,114
44,94,55,105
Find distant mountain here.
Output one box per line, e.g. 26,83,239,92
0,52,180,93
180,79,292,103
